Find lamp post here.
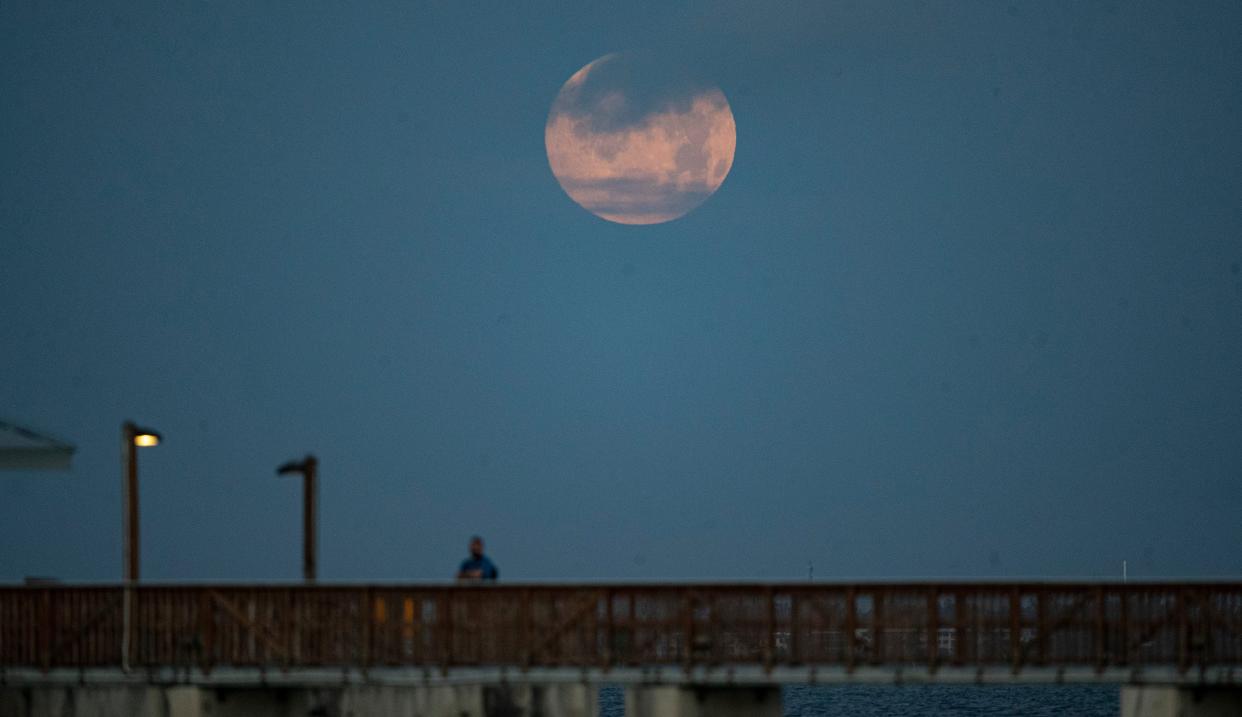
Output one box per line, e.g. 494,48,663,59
120,420,159,673
121,421,161,583
277,455,318,583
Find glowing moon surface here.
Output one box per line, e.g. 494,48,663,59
545,53,737,225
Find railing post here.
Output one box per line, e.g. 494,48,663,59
198,589,214,675
845,587,857,673
1186,588,1204,671
1193,588,1208,668
590,588,602,668
441,589,453,674
39,588,51,672
282,588,292,672
604,588,614,671
1177,588,1189,673
789,591,799,664
625,589,636,665
359,587,371,672
682,589,694,673
872,591,884,665
1095,586,1106,672
522,588,533,668
765,586,776,672
1009,589,1021,675
954,590,966,667
1036,589,1047,666
1119,586,1130,666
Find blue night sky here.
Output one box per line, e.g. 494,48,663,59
2,2,1240,583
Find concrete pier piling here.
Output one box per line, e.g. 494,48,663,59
625,685,782,717
1120,685,1242,717
0,683,601,717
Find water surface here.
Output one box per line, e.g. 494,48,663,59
598,684,1120,716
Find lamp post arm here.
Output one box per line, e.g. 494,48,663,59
278,455,318,583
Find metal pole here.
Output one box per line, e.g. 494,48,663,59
122,422,139,583
304,456,317,583
120,421,136,672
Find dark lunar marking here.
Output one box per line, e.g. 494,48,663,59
675,141,710,175
551,52,720,134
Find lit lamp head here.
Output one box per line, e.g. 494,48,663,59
125,422,162,448
133,431,160,447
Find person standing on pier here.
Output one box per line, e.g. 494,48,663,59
456,535,498,582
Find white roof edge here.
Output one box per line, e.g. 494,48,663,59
0,419,76,471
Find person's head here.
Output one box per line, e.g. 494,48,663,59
469,535,484,558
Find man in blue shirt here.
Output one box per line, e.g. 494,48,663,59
456,535,498,582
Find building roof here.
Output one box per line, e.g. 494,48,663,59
0,419,75,470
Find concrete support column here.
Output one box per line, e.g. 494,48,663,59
166,686,207,717
625,685,782,717
482,683,598,717
0,686,169,717
338,683,598,717
1121,686,1242,717
0,684,598,717
337,684,482,717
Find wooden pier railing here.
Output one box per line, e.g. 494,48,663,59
2,583,1240,675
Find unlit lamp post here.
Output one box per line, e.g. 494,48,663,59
121,421,161,583
277,455,318,583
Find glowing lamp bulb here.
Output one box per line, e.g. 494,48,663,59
133,433,160,447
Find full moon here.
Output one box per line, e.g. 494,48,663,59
545,53,737,225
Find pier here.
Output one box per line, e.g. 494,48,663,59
3,581,1241,715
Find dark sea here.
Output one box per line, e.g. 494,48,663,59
598,684,1120,716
